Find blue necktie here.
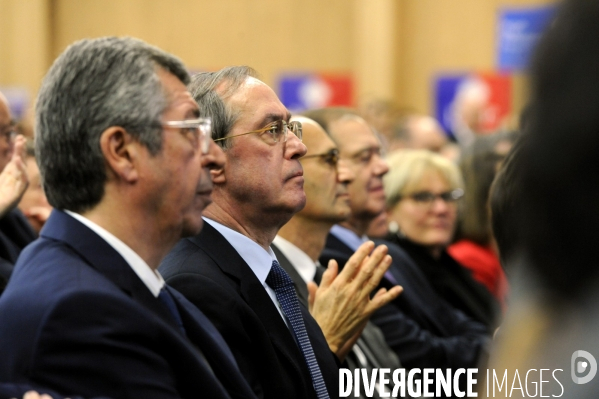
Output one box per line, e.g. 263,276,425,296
266,260,330,399
158,287,187,336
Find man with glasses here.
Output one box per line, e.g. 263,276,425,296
272,116,403,399
304,107,490,393
0,38,258,399
0,91,35,293
160,66,400,399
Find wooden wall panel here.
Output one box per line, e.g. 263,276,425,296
52,0,354,89
0,0,554,119
0,0,51,97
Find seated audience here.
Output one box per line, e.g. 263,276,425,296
383,149,500,329
160,67,399,399
305,107,489,397
0,37,257,399
273,116,403,399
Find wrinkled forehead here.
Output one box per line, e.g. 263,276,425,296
292,116,335,154
228,77,290,128
329,116,378,154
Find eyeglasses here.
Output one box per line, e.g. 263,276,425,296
301,148,340,167
162,118,212,154
400,188,464,206
214,120,302,145
350,146,383,165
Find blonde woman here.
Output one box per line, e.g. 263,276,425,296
383,149,499,329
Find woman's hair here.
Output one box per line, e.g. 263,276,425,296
383,149,464,208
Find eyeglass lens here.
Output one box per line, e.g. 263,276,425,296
410,189,463,204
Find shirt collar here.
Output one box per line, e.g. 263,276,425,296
330,224,368,252
203,217,277,284
272,235,317,284
64,210,165,297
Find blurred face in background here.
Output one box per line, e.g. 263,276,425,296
18,155,53,233
388,169,459,255
296,117,354,223
329,117,389,221
0,94,15,172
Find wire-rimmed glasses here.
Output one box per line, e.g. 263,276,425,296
301,148,340,167
214,120,302,145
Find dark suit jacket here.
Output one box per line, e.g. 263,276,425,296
159,223,339,399
0,210,256,399
321,233,490,372
273,244,402,399
390,235,500,330
0,209,37,293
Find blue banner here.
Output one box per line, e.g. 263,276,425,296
497,5,556,72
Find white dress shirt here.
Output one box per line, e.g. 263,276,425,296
272,235,317,284
65,210,165,297
203,217,287,323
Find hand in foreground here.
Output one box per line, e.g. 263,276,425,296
307,241,403,361
0,135,28,218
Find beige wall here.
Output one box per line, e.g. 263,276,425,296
0,0,51,97
0,0,553,120
52,0,354,91
396,0,554,117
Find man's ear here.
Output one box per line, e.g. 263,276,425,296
99,127,140,183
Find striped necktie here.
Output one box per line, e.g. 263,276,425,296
266,260,330,399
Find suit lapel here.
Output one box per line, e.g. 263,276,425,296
40,211,192,336
188,223,308,370
40,211,235,398
171,286,256,399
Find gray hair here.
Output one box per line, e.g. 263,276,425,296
35,37,190,213
188,66,258,149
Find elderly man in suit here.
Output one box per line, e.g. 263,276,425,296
0,37,256,399
159,66,401,399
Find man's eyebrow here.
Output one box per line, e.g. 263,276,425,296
257,112,289,127
350,146,380,158
187,108,200,119
186,108,201,119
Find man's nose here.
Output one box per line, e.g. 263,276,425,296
202,139,226,170
337,159,355,185
285,131,307,159
373,156,389,177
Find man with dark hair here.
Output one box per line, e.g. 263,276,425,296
160,66,400,399
0,37,256,399
303,107,489,383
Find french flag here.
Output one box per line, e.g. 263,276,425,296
278,73,353,112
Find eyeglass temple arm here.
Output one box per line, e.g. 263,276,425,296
213,125,275,142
